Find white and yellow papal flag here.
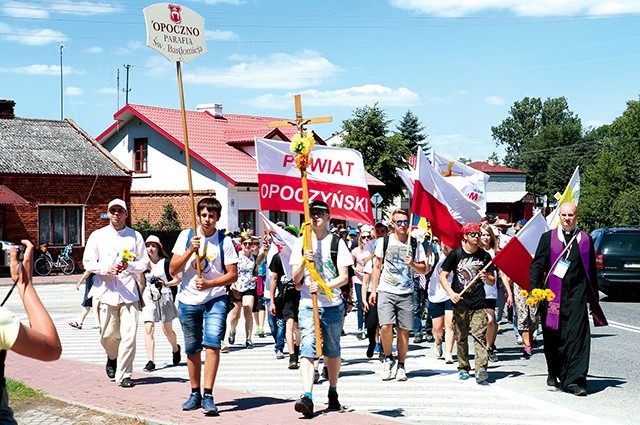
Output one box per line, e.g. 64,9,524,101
546,165,580,228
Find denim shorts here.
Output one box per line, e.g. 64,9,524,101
179,296,227,355
298,304,344,359
427,299,453,319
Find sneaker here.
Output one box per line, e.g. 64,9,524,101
314,369,320,384
202,393,219,416
294,394,314,418
378,349,385,363
172,345,181,366
396,367,408,381
424,333,435,343
276,350,285,360
413,334,424,344
321,365,328,379
488,349,499,363
459,371,470,380
476,370,489,384
105,357,117,380
257,327,265,338
523,345,532,359
288,354,299,369
182,392,202,411
356,332,365,340
341,329,346,336
516,335,523,345
381,357,396,381
327,390,343,410
143,360,156,372
444,352,454,364
220,342,229,353
366,341,376,358
374,342,381,354
547,374,558,387
228,332,236,345
246,340,254,349
120,377,135,388
435,343,443,359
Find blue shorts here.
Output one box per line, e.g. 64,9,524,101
298,304,344,359
427,299,453,319
179,296,227,355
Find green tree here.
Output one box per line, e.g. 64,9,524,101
132,218,153,232
487,152,500,164
155,203,181,231
339,104,412,210
395,110,429,155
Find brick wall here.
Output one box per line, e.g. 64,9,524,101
130,190,216,229
0,174,131,269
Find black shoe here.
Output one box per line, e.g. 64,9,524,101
143,360,156,372
546,374,558,387
356,332,365,340
172,345,181,366
228,332,236,345
120,377,135,388
314,369,320,384
566,384,587,396
105,358,117,380
424,333,435,343
327,390,343,411
288,354,299,370
294,394,314,418
246,340,254,349
341,329,346,336
378,349,385,363
366,341,375,358
321,365,328,379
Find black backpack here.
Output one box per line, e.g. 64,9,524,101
329,234,355,303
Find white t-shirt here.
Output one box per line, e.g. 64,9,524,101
484,248,498,300
374,234,426,295
172,228,239,305
290,233,352,308
427,252,451,303
0,306,20,350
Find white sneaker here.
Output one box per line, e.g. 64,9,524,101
381,357,396,381
444,352,454,364
435,343,443,359
396,367,407,381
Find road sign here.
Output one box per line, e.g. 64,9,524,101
371,193,383,207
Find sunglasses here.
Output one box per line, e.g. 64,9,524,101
242,242,252,246
361,235,372,240
467,231,481,237
394,220,409,226
109,208,125,214
310,210,327,217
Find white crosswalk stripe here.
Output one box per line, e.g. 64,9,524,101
4,283,621,425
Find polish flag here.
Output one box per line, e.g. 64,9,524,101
492,212,550,291
411,147,483,249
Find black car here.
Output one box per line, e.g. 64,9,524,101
591,227,640,296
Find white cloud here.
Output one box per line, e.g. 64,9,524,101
388,0,640,17
49,1,124,15
3,1,49,18
184,50,339,89
484,96,506,105
12,64,78,76
430,133,493,161
144,55,173,78
114,40,143,55
98,87,118,94
85,46,103,54
65,86,83,96
205,29,239,41
0,23,68,46
247,85,420,109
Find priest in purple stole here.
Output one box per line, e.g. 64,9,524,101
530,202,607,396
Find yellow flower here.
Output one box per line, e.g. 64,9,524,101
520,289,529,298
289,131,315,156
526,297,536,306
121,248,135,264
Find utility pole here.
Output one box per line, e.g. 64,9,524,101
123,64,132,105
60,43,64,120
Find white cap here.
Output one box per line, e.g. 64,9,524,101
107,198,127,211
145,235,162,249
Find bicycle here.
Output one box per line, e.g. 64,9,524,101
34,243,76,276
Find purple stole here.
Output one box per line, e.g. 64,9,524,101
547,228,608,330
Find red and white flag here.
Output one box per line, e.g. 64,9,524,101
260,213,297,279
492,212,550,291
255,138,373,224
411,147,483,249
432,151,490,216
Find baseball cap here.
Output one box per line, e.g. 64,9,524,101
348,229,357,236
461,222,480,234
108,198,127,212
309,200,330,213
283,225,299,237
145,235,162,249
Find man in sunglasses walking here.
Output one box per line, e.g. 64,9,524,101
371,209,428,381
439,222,495,384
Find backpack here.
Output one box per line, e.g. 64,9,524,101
329,234,355,304
381,235,418,263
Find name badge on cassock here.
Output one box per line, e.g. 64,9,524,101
552,259,570,279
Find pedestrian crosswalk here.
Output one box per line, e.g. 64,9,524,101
5,283,621,425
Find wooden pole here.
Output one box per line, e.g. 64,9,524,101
176,61,201,277
458,261,493,296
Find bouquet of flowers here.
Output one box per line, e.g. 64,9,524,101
121,248,135,265
520,288,555,306
289,130,315,170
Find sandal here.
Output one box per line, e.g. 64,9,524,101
69,321,82,329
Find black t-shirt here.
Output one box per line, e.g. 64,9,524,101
441,247,494,311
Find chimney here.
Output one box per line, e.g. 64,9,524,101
196,103,224,119
0,99,16,119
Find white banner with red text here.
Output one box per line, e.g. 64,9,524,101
255,138,374,224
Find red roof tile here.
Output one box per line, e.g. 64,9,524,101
467,161,526,174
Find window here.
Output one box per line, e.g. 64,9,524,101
39,206,81,246
133,138,148,173
269,211,287,224
238,210,256,233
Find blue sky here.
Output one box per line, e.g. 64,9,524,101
2,0,640,162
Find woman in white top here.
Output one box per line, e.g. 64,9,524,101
479,224,499,362
140,235,181,372
426,240,454,363
228,234,258,348
351,230,373,338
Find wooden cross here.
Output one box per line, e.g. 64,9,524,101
269,94,332,135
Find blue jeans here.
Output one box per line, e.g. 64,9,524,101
354,282,364,331
299,304,344,358
265,298,285,352
178,296,226,355
413,281,425,335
